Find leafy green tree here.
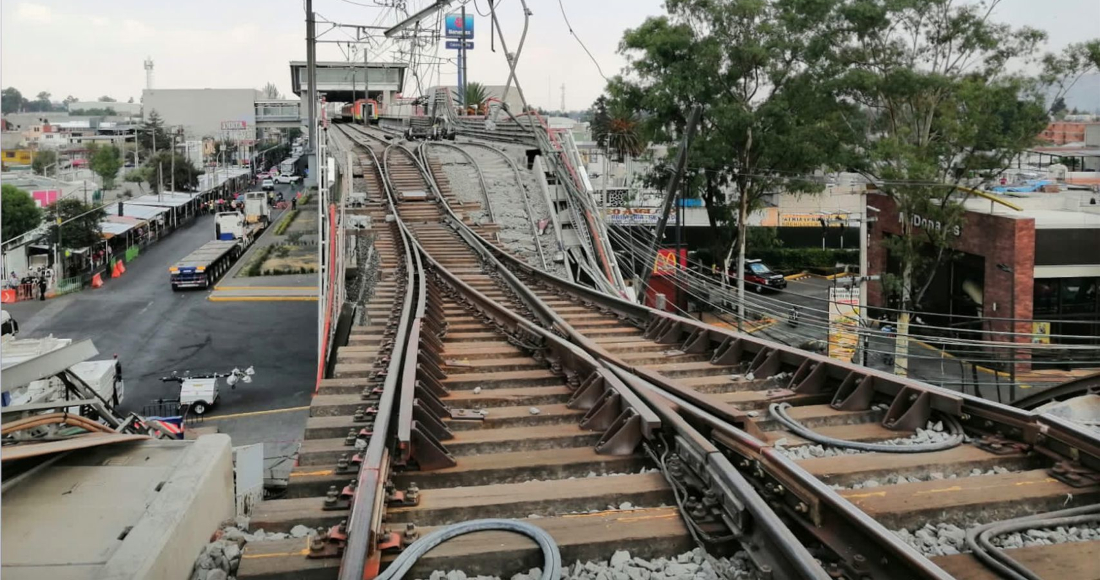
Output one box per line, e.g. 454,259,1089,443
143,152,200,193
124,168,149,194
2,87,26,114
62,95,79,106
70,107,118,116
46,198,106,250
97,95,117,102
90,145,124,189
2,184,43,242
604,102,645,162
32,149,58,176
832,1,1068,324
33,91,52,112
590,95,610,149
611,0,846,316
138,110,169,154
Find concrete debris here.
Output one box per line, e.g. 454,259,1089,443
290,525,312,538
619,502,634,510
417,547,761,580
473,387,482,394
529,407,541,415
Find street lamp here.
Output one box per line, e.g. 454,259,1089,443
996,263,1017,391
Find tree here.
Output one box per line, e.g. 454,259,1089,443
127,97,134,104
70,107,118,116
604,102,646,162
2,87,25,113
834,2,1057,317
2,184,43,242
138,110,169,154
143,152,200,193
46,198,106,251
261,82,282,100
1051,96,1068,119
459,82,489,112
33,91,52,112
90,145,124,189
590,95,611,149
611,0,846,318
97,95,117,102
124,168,149,194
32,150,58,176
63,95,79,106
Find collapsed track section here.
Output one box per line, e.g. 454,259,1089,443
238,126,1100,580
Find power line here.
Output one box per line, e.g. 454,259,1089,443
556,0,608,81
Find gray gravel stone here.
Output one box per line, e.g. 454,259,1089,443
290,525,312,538
610,551,632,568
206,570,227,580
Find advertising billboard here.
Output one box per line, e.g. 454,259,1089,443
444,13,474,38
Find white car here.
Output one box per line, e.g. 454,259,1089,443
262,178,275,190
275,174,300,184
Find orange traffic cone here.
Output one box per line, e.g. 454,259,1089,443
91,273,104,288
112,260,123,278
117,260,126,275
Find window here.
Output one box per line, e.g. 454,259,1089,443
748,263,772,275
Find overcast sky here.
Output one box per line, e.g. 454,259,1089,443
2,0,1097,110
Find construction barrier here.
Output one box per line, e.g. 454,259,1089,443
117,260,126,275
111,260,124,278
124,245,140,263
91,273,104,288
1,289,15,303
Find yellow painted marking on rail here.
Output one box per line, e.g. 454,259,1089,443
291,469,335,478
214,286,316,291
561,507,677,521
203,405,311,421
843,491,888,499
208,296,318,302
242,538,311,559
915,485,963,495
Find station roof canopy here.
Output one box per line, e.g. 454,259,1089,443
127,193,200,208
289,61,407,103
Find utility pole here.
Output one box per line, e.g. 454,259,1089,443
560,83,565,112
305,0,318,186
638,105,702,300
169,128,177,196
363,40,370,125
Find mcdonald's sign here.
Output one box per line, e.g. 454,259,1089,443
652,248,687,276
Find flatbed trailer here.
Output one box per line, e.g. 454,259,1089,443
169,240,242,290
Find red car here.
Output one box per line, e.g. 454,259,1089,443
728,259,787,293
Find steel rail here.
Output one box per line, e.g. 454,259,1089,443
411,143,1100,578
448,141,550,272
420,142,496,225
336,129,422,580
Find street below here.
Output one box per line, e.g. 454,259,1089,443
5,183,316,419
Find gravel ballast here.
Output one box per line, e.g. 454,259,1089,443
419,547,761,580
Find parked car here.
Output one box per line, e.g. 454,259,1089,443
275,174,299,184
262,178,275,191
729,259,787,293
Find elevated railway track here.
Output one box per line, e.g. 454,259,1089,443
237,125,1100,580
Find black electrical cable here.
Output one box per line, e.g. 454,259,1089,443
769,403,965,453
965,504,1100,580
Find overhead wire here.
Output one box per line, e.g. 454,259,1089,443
556,0,609,81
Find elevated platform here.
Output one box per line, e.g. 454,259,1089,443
288,61,406,104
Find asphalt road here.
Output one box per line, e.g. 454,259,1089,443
4,183,316,419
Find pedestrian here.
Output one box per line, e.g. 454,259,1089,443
37,276,47,301
114,354,122,382
8,271,18,289
291,197,297,211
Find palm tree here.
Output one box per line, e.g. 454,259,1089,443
605,103,645,161
456,82,489,114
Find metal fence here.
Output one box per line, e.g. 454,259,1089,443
53,275,84,297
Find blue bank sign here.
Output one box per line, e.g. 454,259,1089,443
444,13,474,38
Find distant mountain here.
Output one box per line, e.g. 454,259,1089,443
1057,73,1100,114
